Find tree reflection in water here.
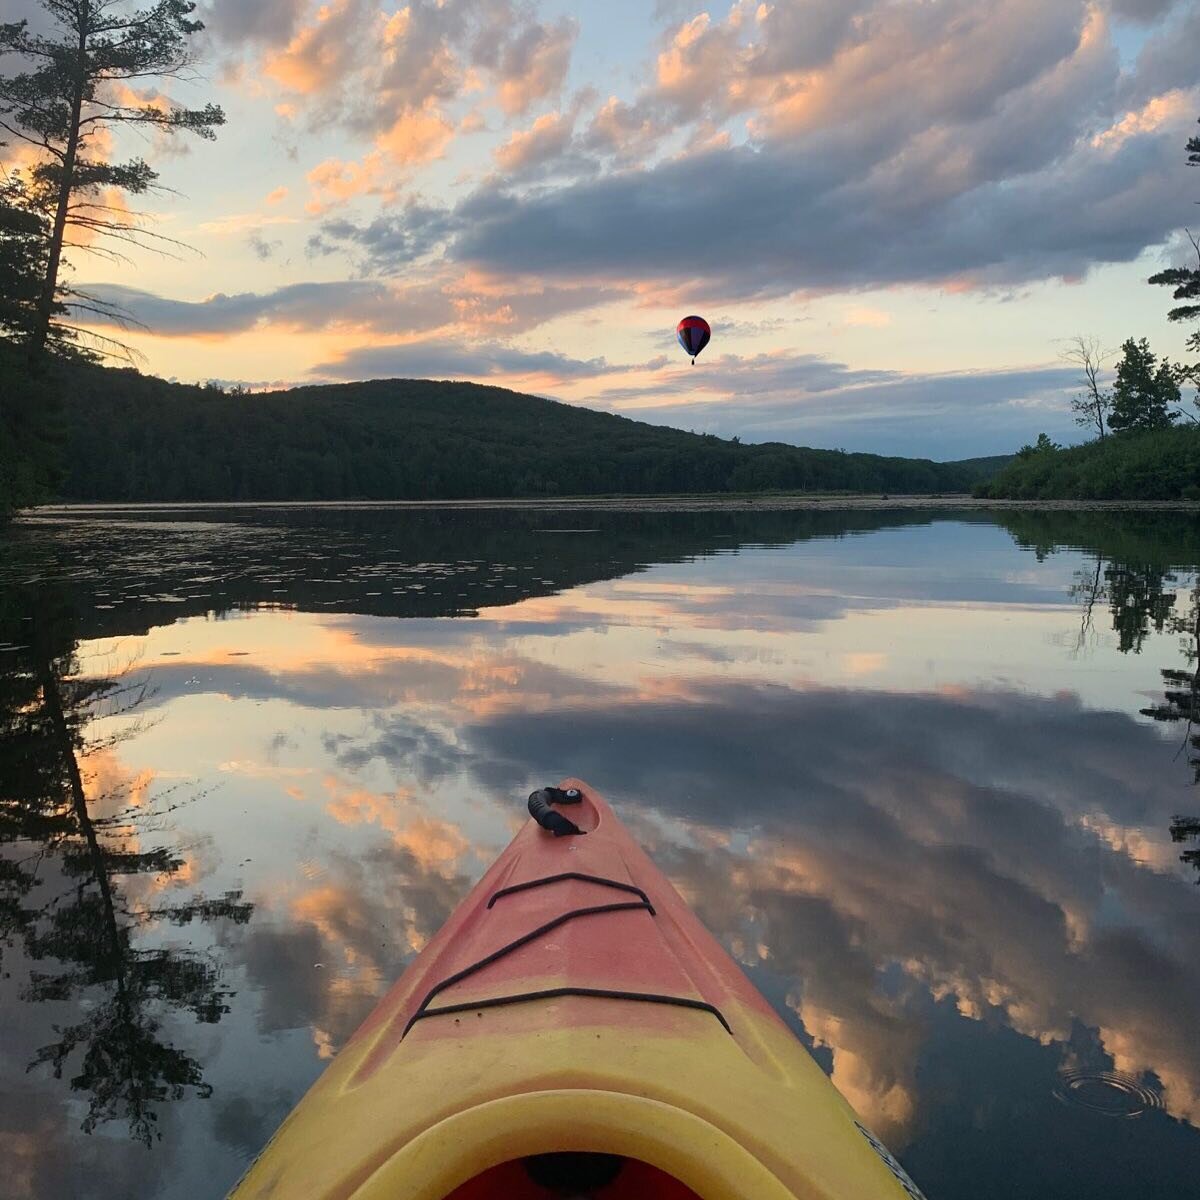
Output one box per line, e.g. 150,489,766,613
1034,509,1200,883
0,588,252,1145
1118,574,1200,881
1137,592,1200,881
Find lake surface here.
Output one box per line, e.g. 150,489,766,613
2,504,1200,1200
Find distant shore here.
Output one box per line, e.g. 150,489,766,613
24,494,1200,515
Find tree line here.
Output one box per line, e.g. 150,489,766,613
54,368,991,501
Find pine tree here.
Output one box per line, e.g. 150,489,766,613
1108,338,1178,432
0,183,64,513
1148,119,1200,382
0,175,51,343
0,1,224,360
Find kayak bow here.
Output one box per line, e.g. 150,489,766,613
229,781,925,1200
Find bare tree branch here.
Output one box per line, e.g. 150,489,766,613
1059,335,1114,440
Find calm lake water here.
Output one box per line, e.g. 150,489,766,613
3,504,1200,1200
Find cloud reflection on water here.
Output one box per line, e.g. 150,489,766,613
5,509,1200,1199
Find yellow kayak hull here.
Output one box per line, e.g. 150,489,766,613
230,782,925,1199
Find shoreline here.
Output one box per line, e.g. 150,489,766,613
22,494,1200,515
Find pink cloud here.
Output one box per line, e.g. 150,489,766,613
263,0,365,95
583,96,667,164
493,17,577,116
494,110,575,172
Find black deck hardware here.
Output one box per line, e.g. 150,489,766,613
487,872,655,914
528,789,584,836
400,898,732,1038
408,987,733,1034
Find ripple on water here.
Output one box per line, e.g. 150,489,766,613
1053,1070,1164,1119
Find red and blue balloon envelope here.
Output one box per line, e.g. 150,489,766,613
677,315,711,364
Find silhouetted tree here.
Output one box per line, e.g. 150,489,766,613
1109,338,1179,433
1016,432,1060,458
0,0,224,359
0,588,252,1144
0,174,49,342
0,342,63,513
0,180,63,512
1147,116,1200,388
1062,335,1113,440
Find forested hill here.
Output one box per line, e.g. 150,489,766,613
57,366,1001,502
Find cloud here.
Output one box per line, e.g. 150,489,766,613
202,0,308,47
494,110,577,173
306,0,1189,302
75,273,623,344
1092,88,1194,151
491,16,577,116
581,96,668,165
309,338,622,382
54,0,1200,462
438,101,1191,298
630,350,899,398
1123,3,1200,106
196,212,300,236
303,108,455,213
603,361,1080,457
223,1,579,214
306,205,464,273
261,0,369,96
303,153,396,213
247,232,282,261
375,105,455,164
750,1,1092,146
73,280,454,338
745,0,875,77
1109,0,1183,21
247,0,576,131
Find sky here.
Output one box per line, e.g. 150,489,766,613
3,0,1199,457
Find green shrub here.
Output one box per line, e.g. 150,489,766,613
983,427,1200,501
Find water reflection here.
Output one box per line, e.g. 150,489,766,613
1,505,1200,1199
0,587,252,1151
1174,818,1200,880
1011,512,1200,881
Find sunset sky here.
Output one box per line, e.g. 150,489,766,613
6,0,1199,456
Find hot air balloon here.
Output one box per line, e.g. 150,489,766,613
677,315,711,365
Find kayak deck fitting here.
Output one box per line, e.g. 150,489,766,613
229,781,926,1200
